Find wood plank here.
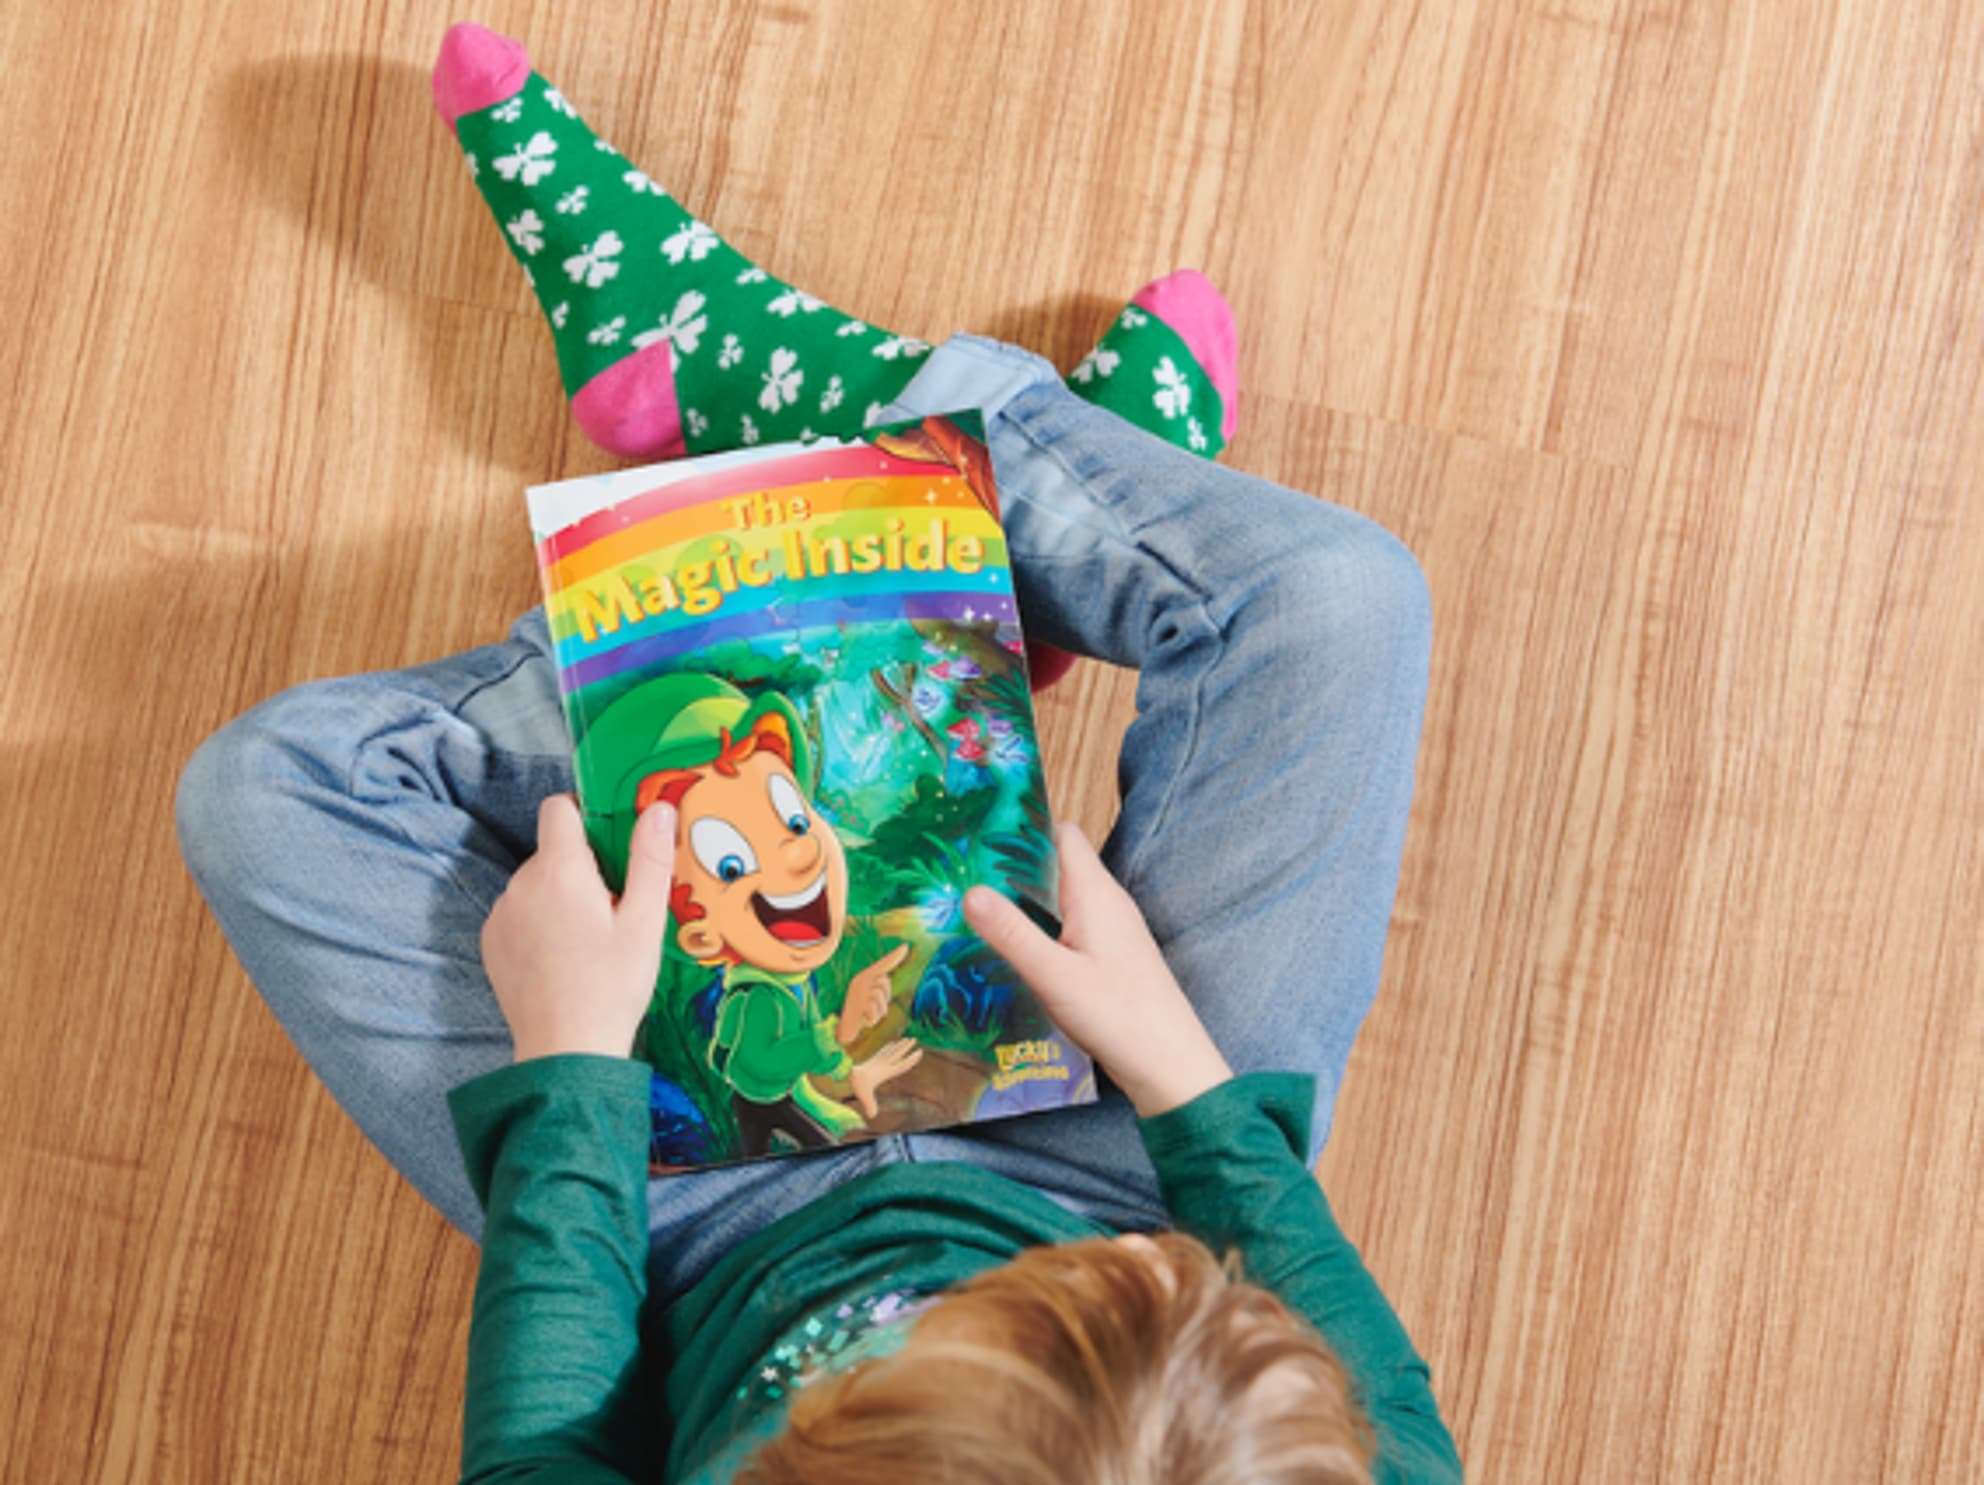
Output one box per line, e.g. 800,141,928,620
3,1,1980,1480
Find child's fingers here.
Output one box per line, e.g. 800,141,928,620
618,803,677,939
535,793,589,859
1048,819,1128,938
964,883,1074,997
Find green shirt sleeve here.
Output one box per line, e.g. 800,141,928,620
447,1055,658,1485
1136,1072,1464,1484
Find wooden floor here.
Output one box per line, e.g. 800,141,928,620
4,1,1980,1479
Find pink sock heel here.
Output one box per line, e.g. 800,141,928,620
433,22,532,133
1131,269,1240,440
570,345,688,460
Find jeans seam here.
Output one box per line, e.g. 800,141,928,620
1123,636,1211,891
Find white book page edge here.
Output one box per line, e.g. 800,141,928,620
524,433,863,542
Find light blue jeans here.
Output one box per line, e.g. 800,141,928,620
175,335,1431,1303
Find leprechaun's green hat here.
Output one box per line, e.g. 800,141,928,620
575,671,812,897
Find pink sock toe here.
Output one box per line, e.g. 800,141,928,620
571,345,688,460
1131,269,1240,440
433,22,532,133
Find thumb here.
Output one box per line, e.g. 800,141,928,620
853,1076,880,1119
618,804,678,940
964,883,1074,999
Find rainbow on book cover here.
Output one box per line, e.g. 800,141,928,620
528,411,1096,1172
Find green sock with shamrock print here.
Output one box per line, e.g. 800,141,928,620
1065,269,1237,459
435,24,1236,462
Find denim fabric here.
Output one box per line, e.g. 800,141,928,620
175,335,1431,1304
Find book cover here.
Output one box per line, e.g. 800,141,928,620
527,411,1097,1172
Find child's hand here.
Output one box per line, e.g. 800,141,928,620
480,794,677,1063
963,821,1233,1118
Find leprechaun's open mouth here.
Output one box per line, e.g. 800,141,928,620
751,869,831,945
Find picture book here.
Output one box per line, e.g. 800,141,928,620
527,411,1097,1172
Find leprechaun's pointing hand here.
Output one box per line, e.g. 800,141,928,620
836,942,911,1046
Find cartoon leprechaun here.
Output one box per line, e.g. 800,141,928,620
577,672,923,1156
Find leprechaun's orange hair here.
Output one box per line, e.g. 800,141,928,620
632,714,797,955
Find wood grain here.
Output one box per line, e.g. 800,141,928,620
3,1,1979,1479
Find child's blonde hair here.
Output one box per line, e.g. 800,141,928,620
739,1230,1375,1484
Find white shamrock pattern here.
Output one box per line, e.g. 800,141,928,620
871,335,929,361
505,209,545,255
767,287,824,317
685,408,709,437
556,186,589,215
490,96,523,125
836,320,868,337
494,131,557,186
543,87,577,118
759,347,803,412
717,333,744,369
662,220,719,264
740,414,761,445
622,168,662,196
1187,417,1208,451
819,375,845,413
1120,306,1149,328
632,290,708,357
551,301,569,329
1152,356,1191,419
735,266,768,285
1069,346,1119,383
564,230,623,288
588,315,626,346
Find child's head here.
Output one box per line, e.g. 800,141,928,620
739,1230,1375,1484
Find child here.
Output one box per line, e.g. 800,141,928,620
173,24,1462,1482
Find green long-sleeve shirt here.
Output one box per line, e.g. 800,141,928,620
446,1056,1462,1483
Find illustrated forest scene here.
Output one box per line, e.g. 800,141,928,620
615,613,1093,1169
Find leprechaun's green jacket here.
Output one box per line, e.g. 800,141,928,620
710,965,864,1135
